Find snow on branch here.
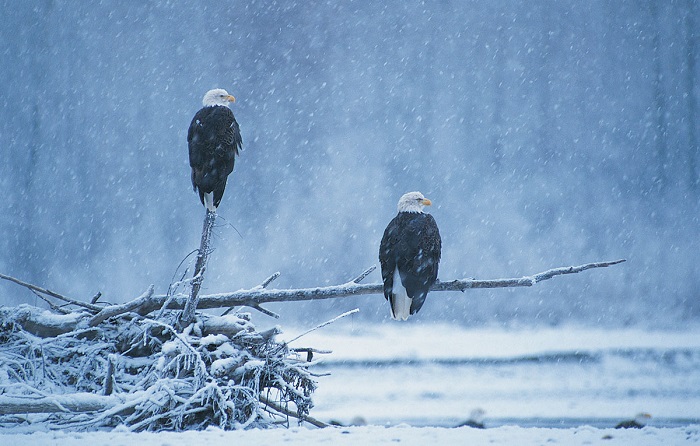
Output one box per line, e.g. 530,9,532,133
0,259,626,325
142,259,627,312
0,306,322,430
0,393,119,416
432,259,627,291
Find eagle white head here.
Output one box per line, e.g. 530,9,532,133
633,412,652,425
202,88,236,107
397,191,432,213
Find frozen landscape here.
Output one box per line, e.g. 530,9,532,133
2,0,700,445
2,322,700,445
298,324,700,428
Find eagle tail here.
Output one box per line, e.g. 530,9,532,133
389,267,412,321
203,192,217,212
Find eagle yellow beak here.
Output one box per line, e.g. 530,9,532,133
422,198,432,206
225,95,236,103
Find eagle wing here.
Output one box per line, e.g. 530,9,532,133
188,106,242,207
379,213,442,314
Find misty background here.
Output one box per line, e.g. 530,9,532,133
1,1,698,328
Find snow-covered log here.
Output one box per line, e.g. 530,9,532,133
137,259,626,314
0,304,89,337
0,393,119,415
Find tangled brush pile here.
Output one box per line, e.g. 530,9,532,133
0,303,320,431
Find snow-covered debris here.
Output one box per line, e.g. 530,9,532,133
0,304,318,431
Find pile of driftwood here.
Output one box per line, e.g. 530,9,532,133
0,277,327,431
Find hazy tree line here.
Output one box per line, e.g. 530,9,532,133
0,1,697,326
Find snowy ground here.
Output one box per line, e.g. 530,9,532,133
3,323,700,445
2,424,699,446
290,324,700,427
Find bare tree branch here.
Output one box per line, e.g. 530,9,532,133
286,308,360,344
0,273,101,312
180,208,216,328
88,285,155,327
258,272,281,289
350,265,376,284
259,394,329,428
1,259,626,332
223,272,282,318
145,259,627,313
432,259,627,291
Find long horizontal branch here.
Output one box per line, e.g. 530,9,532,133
143,259,626,313
432,259,627,291
2,260,625,335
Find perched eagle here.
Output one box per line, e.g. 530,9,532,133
379,192,442,320
188,88,242,211
615,412,652,429
456,408,487,429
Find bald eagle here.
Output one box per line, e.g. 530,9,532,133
379,192,442,320
188,88,242,211
615,412,652,429
456,408,486,429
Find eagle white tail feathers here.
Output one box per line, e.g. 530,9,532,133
203,192,217,212
390,267,412,321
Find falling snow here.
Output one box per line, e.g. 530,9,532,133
0,1,699,442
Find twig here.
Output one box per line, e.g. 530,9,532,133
167,249,198,296
103,354,115,396
246,304,280,319
222,272,282,317
290,347,333,362
287,309,360,344
350,265,376,284
259,394,328,428
30,289,70,314
259,272,281,289
90,292,103,305
0,273,101,312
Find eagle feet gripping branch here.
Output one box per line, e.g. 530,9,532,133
379,192,442,321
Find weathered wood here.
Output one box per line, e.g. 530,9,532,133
0,273,101,312
180,208,216,328
0,305,89,337
0,393,120,415
140,259,627,314
1,259,626,335
260,394,328,428
88,285,154,327
432,259,627,291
